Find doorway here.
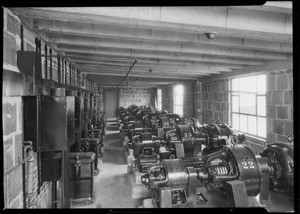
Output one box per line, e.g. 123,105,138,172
104,89,118,118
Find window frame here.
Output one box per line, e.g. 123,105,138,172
173,84,184,116
157,88,162,111
230,73,267,140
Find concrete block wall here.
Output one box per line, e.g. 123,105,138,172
183,83,195,118
159,82,195,117
3,8,52,209
3,97,24,208
194,69,293,154
195,79,230,124
194,82,203,121
119,87,152,108
161,85,173,114
266,69,293,144
149,88,157,108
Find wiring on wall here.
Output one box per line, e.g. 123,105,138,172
116,59,138,87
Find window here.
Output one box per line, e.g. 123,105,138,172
230,74,266,138
157,89,162,111
174,85,184,116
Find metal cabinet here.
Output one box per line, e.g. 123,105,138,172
69,152,95,204
66,96,75,148
23,96,41,152
41,95,68,151
17,51,42,76
75,96,82,129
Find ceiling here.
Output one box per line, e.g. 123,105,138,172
10,3,292,88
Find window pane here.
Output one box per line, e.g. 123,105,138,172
176,95,183,105
158,103,162,111
157,89,162,96
175,105,183,116
232,113,239,130
248,116,257,135
232,96,239,112
232,78,239,91
257,75,266,94
257,96,266,116
257,117,266,138
240,114,248,132
174,85,183,95
240,93,256,114
179,106,183,115
240,76,256,92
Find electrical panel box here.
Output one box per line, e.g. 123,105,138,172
23,95,73,152
23,96,41,152
74,96,81,130
66,96,75,148
41,95,68,151
17,51,42,76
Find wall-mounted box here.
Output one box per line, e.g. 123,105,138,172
75,96,82,129
23,95,68,152
17,51,42,76
23,96,41,152
66,96,75,148
41,95,68,151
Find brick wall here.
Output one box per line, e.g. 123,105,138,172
119,87,153,108
3,8,52,209
159,82,195,117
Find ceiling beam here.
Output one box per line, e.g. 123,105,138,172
229,2,292,14
57,42,290,60
86,72,199,80
65,52,266,66
32,19,292,53
198,58,293,81
74,60,242,71
70,58,245,69
11,7,292,42
78,65,222,75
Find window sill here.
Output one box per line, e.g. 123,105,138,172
244,134,267,148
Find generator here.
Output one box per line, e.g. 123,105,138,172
151,117,173,139
164,125,206,158
200,123,246,155
260,135,294,195
141,144,269,208
128,132,166,172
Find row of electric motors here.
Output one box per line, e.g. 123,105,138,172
117,105,294,209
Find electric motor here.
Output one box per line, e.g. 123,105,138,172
222,145,268,196
141,158,189,190
201,123,245,155
142,144,269,199
130,132,161,172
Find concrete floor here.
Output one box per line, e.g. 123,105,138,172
71,119,144,208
